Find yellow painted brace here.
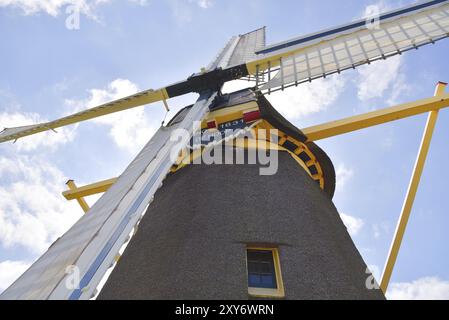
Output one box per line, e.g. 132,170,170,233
259,121,325,188
302,91,449,141
62,177,117,201
379,82,446,294
65,180,90,214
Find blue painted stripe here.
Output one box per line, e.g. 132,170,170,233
68,159,169,300
257,0,448,54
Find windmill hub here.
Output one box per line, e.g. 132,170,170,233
168,65,249,97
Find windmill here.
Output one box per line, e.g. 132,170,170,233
1,0,449,300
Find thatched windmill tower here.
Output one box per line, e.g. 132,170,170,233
98,89,384,299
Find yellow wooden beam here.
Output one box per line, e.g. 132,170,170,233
302,88,449,141
63,177,117,200
65,180,91,214
379,82,446,294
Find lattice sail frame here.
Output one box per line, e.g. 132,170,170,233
253,2,449,92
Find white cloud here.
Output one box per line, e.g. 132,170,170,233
372,222,390,239
340,213,364,236
0,260,31,292
194,0,213,9
0,0,108,18
0,0,149,18
335,162,354,191
65,78,159,154
357,55,399,101
0,87,82,257
266,75,347,120
387,277,449,300
168,0,214,24
357,1,412,104
221,80,252,94
0,155,82,254
356,54,409,103
0,111,76,152
386,72,411,105
128,0,148,6
373,224,381,239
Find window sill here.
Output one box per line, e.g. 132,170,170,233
248,287,285,299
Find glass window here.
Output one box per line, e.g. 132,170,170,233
246,247,285,298
247,250,277,289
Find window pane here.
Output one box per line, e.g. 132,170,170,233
248,274,261,286
247,249,277,289
261,275,275,287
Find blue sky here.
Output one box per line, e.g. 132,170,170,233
1,0,449,299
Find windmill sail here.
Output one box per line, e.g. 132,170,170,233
227,27,266,67
240,0,449,91
208,27,266,70
0,91,217,300
0,88,172,143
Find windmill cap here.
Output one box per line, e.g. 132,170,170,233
437,81,448,86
